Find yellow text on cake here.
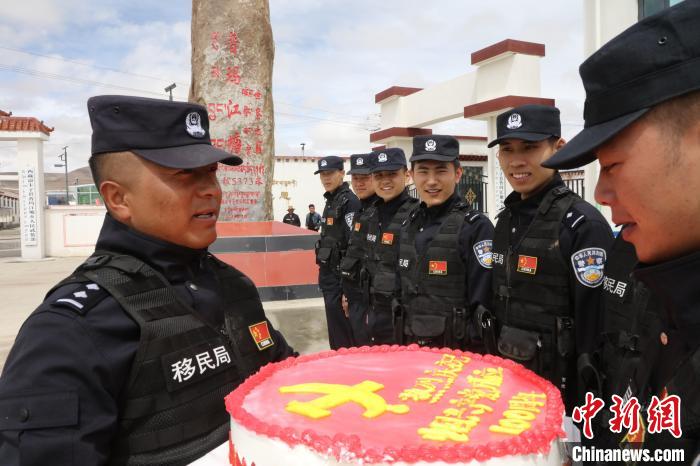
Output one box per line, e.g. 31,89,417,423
489,392,546,435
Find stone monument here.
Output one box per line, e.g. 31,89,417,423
190,0,275,221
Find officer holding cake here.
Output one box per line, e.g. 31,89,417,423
341,152,379,346
544,0,700,457
397,135,494,350
0,95,296,465
314,155,362,350
486,104,613,413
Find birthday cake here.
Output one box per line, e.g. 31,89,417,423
225,345,565,466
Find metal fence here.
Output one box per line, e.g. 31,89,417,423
563,177,585,199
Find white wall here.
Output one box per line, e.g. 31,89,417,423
45,206,105,257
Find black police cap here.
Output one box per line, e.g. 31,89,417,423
87,95,242,168
370,147,407,173
544,0,700,169
347,152,376,175
488,104,560,148
314,155,344,174
410,135,459,162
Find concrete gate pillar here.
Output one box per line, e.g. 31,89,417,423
0,111,53,259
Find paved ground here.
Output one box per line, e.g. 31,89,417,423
0,255,328,373
0,226,20,258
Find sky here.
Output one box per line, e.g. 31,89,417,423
0,0,588,173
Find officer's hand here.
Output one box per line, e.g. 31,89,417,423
341,294,349,317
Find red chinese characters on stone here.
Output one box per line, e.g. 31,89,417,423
227,66,241,85
647,394,682,438
608,394,641,435
211,32,220,51
572,392,605,440
228,31,239,56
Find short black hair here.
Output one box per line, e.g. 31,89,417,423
88,154,106,188
308,204,315,208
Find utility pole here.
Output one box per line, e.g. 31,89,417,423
300,142,305,156
54,146,69,205
165,83,176,101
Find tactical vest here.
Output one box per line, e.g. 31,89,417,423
597,233,664,449
339,201,378,288
48,252,276,465
369,197,419,314
316,184,352,270
491,186,577,392
398,202,476,349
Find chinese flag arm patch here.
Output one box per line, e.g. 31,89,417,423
248,321,275,351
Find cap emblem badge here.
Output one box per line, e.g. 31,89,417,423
506,113,523,130
185,112,206,138
378,153,388,162
356,157,364,166
425,139,437,152
321,160,328,167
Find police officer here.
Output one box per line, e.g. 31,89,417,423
340,152,379,346
364,148,418,344
282,206,301,226
314,155,361,349
397,135,494,350
0,95,295,465
543,0,700,458
487,104,613,413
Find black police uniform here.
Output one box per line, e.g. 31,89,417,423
488,105,613,413
340,153,378,346
282,210,301,226
541,1,700,460
596,231,664,449
0,95,295,465
361,149,419,345
397,135,494,350
314,156,362,350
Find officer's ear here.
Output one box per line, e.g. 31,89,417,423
96,151,141,224
554,137,566,151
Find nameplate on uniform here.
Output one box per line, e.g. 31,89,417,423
162,341,234,392
248,321,275,351
354,222,362,232
516,255,538,275
381,232,394,245
428,260,447,275
326,217,334,226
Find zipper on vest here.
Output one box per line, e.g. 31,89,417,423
505,245,513,322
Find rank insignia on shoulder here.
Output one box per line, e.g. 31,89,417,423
473,240,493,269
428,260,447,275
381,232,394,245
249,321,274,351
54,283,107,314
354,222,361,232
326,217,334,226
571,247,606,288
516,255,538,275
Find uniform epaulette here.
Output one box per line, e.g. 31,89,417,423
465,211,485,224
51,282,109,315
563,205,587,231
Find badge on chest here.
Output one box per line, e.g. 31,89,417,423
428,260,448,275
249,321,275,351
516,255,538,275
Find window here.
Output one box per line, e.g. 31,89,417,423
639,0,685,19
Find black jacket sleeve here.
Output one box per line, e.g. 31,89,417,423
0,286,138,466
458,213,495,312
559,202,614,356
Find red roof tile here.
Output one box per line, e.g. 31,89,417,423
0,113,54,135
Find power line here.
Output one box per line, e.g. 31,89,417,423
1,46,376,121
0,45,188,86
0,63,374,129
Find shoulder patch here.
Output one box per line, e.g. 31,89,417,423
52,283,109,315
571,247,606,288
473,239,493,269
345,212,355,229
